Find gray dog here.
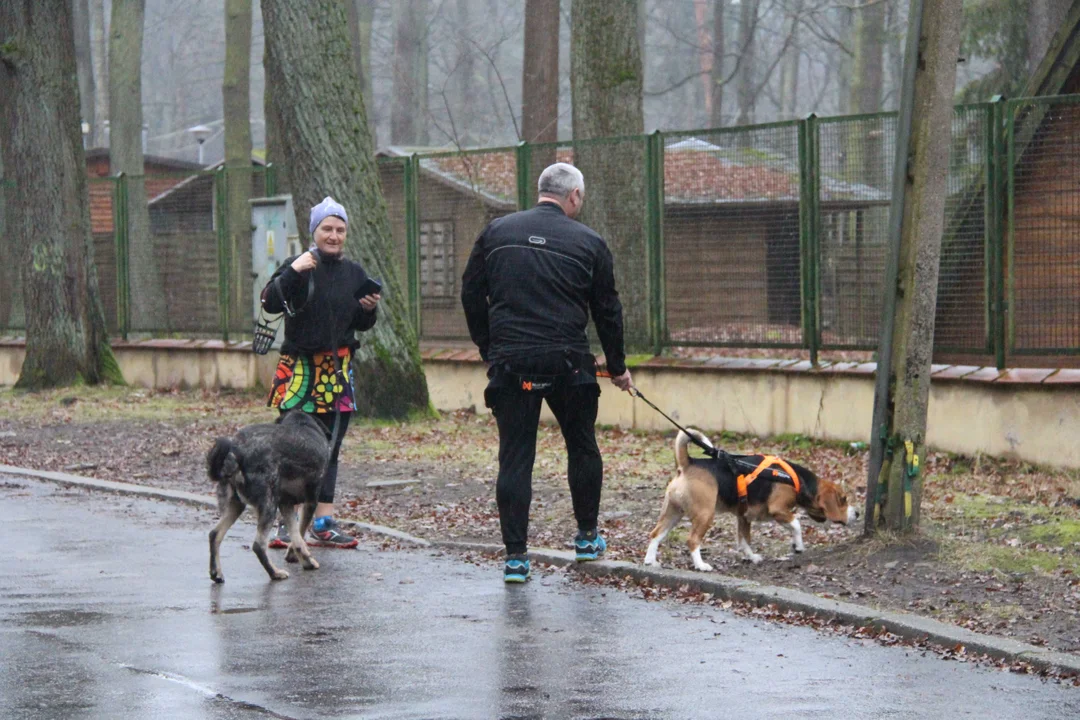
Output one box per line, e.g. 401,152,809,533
206,411,330,582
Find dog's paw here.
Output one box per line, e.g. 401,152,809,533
748,553,763,565
793,543,805,554
693,562,714,572
303,558,320,571
210,573,224,584
285,548,299,563
271,569,289,581
643,556,659,567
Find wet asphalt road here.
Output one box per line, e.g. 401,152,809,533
1,476,1078,720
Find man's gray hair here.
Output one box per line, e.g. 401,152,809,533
537,163,584,199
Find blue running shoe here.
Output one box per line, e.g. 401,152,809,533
504,554,531,583
574,529,607,562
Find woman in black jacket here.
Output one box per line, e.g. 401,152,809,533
260,196,380,548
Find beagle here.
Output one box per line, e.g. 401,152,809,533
643,429,859,570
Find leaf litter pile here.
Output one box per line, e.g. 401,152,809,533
2,386,1080,660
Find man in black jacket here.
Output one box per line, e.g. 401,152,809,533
461,163,632,583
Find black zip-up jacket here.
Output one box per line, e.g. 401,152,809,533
261,253,377,355
460,203,627,376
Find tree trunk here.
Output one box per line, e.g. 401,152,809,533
224,0,253,334
710,0,726,127
571,0,649,351
0,132,20,330
390,0,429,146
0,0,123,388
449,0,477,145
1027,0,1073,74
848,0,886,187
523,0,560,170
73,0,95,146
735,0,758,125
874,0,963,533
110,0,166,333
263,41,288,191
778,0,802,119
262,0,430,419
346,0,376,131
89,0,108,147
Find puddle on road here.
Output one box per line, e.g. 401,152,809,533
15,609,111,627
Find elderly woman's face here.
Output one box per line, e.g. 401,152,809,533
313,216,347,257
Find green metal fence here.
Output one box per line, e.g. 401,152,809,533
3,96,1080,367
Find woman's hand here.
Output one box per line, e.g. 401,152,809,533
358,293,380,312
291,251,318,273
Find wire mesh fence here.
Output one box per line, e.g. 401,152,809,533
1007,95,1080,356
662,122,804,349
5,96,1080,368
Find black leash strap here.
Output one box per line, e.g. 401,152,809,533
629,386,719,459
629,385,792,482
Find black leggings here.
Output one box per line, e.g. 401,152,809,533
491,382,602,555
280,410,351,505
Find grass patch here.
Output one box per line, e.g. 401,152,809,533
941,536,1080,575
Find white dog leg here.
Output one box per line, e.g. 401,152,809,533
690,546,714,572
787,517,805,553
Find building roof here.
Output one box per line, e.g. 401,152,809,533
380,139,888,209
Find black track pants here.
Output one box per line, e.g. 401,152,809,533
491,383,602,555
281,411,351,505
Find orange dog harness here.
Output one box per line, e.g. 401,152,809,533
737,456,801,502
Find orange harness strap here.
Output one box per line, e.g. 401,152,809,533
737,456,801,501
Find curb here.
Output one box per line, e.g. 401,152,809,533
4,463,1078,677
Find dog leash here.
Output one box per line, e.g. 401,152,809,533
600,370,793,482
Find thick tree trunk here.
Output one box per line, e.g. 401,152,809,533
224,0,253,334
262,0,430,419
346,0,376,122
73,0,95,146
0,134,20,330
390,0,429,146
1027,0,1073,75
710,0,726,128
263,41,288,191
523,0,560,170
571,0,649,351
110,0,166,333
89,0,108,147
735,0,758,125
0,0,122,388
875,0,963,532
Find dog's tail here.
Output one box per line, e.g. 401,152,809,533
674,428,714,471
206,437,240,481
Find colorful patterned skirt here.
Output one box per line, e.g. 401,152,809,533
267,347,356,413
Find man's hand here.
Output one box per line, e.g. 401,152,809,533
610,369,633,392
291,251,318,273
358,293,381,312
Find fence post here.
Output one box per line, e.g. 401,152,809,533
645,130,666,355
114,173,130,340
986,96,1007,369
264,162,277,197
405,154,422,335
215,166,230,342
515,141,531,211
798,115,820,365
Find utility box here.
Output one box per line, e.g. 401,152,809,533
250,195,302,348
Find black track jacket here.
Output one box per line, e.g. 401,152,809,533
261,254,377,355
460,203,627,376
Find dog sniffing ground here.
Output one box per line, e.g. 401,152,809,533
2,386,1080,653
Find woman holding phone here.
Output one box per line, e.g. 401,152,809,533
260,196,381,548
